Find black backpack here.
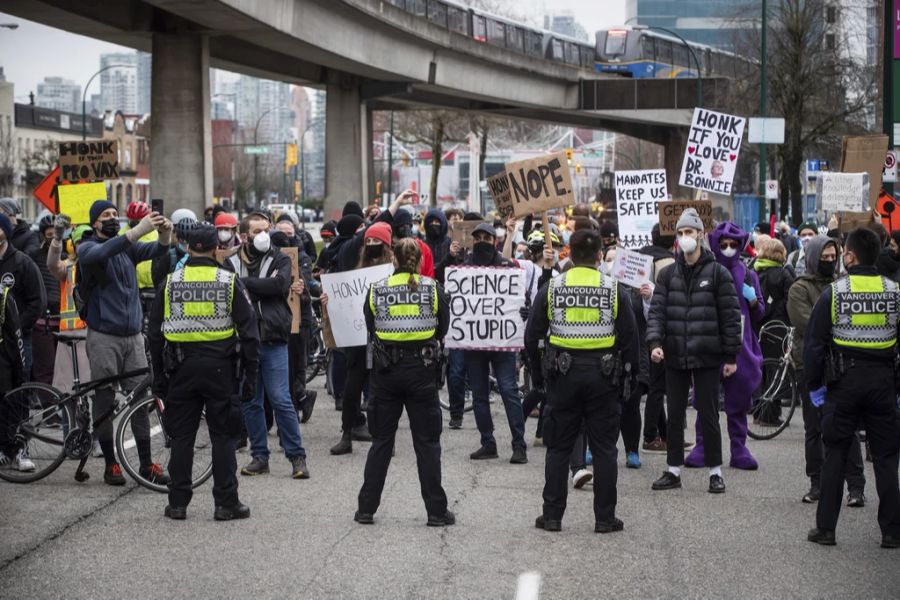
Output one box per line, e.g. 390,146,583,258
72,262,109,321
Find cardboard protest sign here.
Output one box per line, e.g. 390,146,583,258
321,263,394,348
58,140,119,182
840,135,888,209
444,266,526,350
679,108,747,196
658,200,714,234
610,247,654,289
57,182,108,224
838,210,875,234
282,247,301,334
817,172,869,213
615,169,666,248
487,171,514,220
450,219,484,250
505,152,575,217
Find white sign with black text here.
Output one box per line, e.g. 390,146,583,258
679,107,747,196
610,247,654,289
444,266,526,351
615,169,667,249
321,263,395,348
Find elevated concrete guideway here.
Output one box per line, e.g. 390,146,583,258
5,0,729,215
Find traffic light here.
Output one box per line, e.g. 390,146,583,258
575,163,582,174
401,152,409,167
375,180,382,195
285,143,298,167
294,180,301,197
565,147,573,161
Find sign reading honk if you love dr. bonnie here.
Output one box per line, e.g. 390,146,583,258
679,108,746,196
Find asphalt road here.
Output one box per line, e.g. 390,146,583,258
1,377,898,599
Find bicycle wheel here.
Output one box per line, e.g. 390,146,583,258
0,383,73,483
305,328,324,383
748,358,797,440
116,394,213,493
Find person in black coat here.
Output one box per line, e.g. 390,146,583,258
0,198,40,257
646,209,741,494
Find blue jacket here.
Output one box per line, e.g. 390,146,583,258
77,231,168,336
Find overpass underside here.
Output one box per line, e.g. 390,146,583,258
4,0,733,216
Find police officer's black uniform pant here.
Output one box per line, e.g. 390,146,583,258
358,355,448,517
542,359,620,523
798,369,864,492
165,356,239,509
817,364,900,536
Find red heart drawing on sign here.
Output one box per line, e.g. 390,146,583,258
729,153,736,161
688,147,695,154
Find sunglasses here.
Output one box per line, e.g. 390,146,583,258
719,240,740,250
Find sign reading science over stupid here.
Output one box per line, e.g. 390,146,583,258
679,108,746,196
444,266,526,351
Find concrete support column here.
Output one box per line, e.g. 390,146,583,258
150,32,212,218
324,72,371,221
663,127,691,199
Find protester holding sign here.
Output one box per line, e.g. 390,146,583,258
647,208,742,495
460,223,528,464
355,238,455,527
525,229,638,533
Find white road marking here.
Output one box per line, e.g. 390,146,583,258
516,571,542,600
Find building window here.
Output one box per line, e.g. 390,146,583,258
825,5,836,24
825,33,835,50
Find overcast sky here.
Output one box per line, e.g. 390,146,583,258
0,1,627,100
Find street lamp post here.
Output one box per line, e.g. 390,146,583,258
632,25,703,107
252,107,291,207
759,0,770,220
82,63,135,140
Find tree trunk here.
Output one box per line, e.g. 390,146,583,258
479,125,489,180
429,116,444,207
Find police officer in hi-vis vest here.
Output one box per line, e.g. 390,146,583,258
804,227,900,548
148,222,260,521
355,238,455,527
525,229,638,534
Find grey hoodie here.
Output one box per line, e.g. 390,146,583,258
786,235,836,364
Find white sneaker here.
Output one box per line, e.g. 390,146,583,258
0,451,10,467
573,468,593,489
91,439,103,458
14,450,35,472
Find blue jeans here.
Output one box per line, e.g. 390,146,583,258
464,350,525,450
447,349,466,419
242,343,305,460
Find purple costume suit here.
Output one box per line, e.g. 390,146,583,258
685,222,764,470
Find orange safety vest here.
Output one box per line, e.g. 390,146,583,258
59,264,86,331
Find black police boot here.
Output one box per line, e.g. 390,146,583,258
807,528,836,545
214,503,251,521
509,447,528,464
882,535,900,549
534,515,561,532
594,517,624,534
354,510,374,525
470,444,499,460
351,424,372,442
330,432,352,455
427,511,456,527
164,505,187,520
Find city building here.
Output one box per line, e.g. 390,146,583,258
305,88,326,199
624,0,748,50
35,77,81,114
136,51,152,115
543,13,590,42
99,52,138,113
103,111,145,208
212,118,238,203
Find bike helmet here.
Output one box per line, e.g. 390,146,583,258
171,208,198,225
38,214,55,232
174,217,199,241
126,201,150,220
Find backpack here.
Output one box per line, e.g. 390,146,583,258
72,262,109,321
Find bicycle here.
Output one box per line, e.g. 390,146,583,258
0,333,213,492
748,320,799,440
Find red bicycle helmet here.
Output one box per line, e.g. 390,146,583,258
126,201,150,220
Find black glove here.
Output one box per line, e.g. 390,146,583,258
519,304,530,322
241,378,257,402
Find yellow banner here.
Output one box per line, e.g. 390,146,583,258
58,182,108,224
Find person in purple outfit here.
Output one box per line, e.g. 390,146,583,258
685,221,764,471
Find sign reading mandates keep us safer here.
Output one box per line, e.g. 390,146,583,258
679,108,746,196
444,266,525,351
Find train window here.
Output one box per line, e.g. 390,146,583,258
564,42,578,65
447,7,468,35
507,26,524,52
551,39,564,61
486,18,505,46
673,45,688,68
658,40,672,65
604,30,628,57
580,46,593,67
426,1,447,27
406,0,426,16
473,15,486,42
641,35,655,61
525,31,542,56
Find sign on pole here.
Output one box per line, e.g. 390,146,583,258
444,266,526,350
610,247,654,289
505,151,575,217
33,166,60,214
679,108,747,196
320,263,394,348
748,118,785,144
486,171,514,220
614,169,666,249
658,200,714,234
817,172,869,213
883,150,897,184
765,180,779,200
244,146,271,155
58,140,119,182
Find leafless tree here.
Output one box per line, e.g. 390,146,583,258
0,115,15,196
393,110,469,206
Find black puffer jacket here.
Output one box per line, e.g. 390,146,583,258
646,249,742,369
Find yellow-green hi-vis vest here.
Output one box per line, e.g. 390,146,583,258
548,266,617,350
162,264,236,342
831,274,900,350
369,273,438,343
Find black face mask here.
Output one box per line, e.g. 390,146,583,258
426,223,442,238
364,244,383,260
396,225,412,239
100,218,120,237
818,260,836,278
472,241,496,266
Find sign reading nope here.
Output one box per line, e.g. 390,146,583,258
505,151,575,217
679,108,746,196
658,200,714,235
58,140,119,182
444,266,526,350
